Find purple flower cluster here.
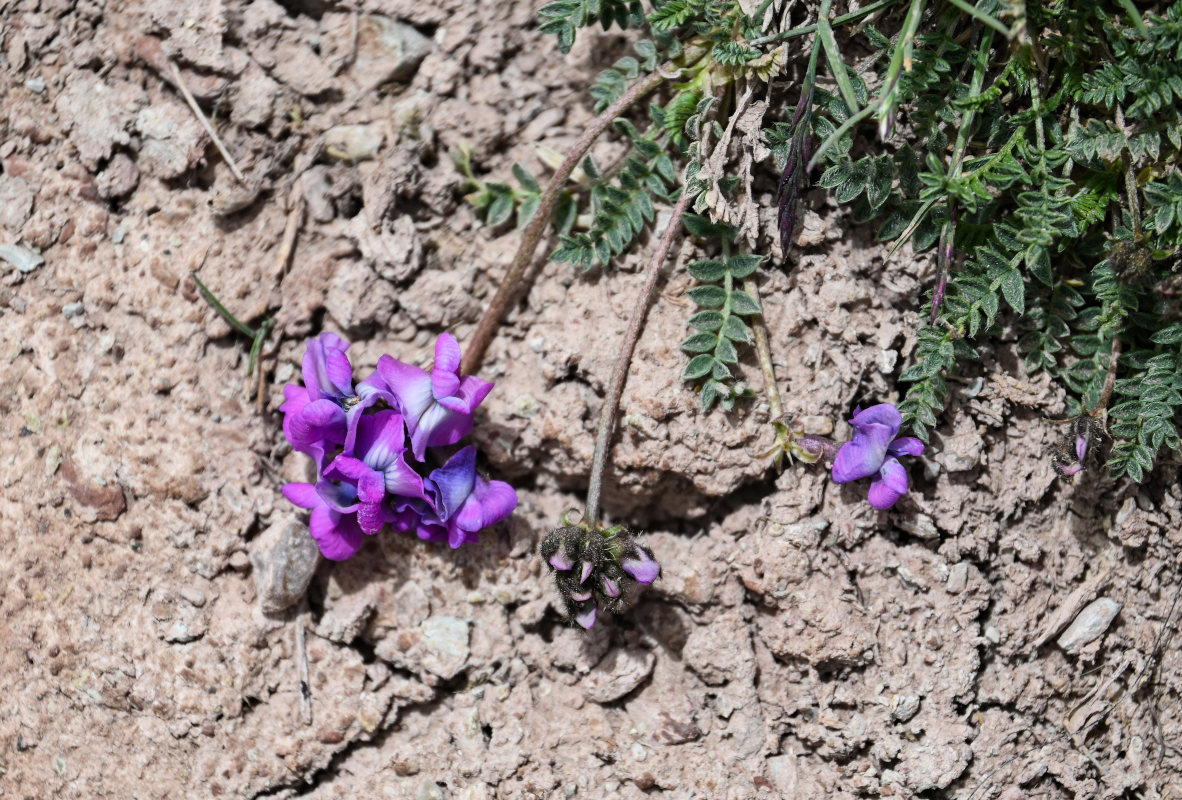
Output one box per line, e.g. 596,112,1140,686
281,332,517,560
540,525,660,629
832,404,924,510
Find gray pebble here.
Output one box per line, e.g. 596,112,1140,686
581,647,655,704
1057,597,1121,652
945,563,968,594
250,515,320,614
0,242,44,273
180,587,207,608
62,301,85,318
890,694,921,722
419,616,471,680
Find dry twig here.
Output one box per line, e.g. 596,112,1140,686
168,59,247,184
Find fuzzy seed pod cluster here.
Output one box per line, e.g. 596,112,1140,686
539,524,660,629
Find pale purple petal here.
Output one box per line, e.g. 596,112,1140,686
471,477,517,527
282,482,319,509
832,424,893,483
549,552,573,570
384,455,426,500
867,457,909,509
433,333,462,375
310,506,364,561
324,348,355,396
575,604,598,629
377,355,434,421
447,525,480,549
356,471,386,504
411,403,473,460
1075,435,1087,462
303,333,353,401
601,575,620,598
456,375,494,411
432,369,461,401
850,403,903,436
622,549,660,584
287,398,346,455
887,437,925,458
580,561,594,584
356,410,406,469
570,589,592,603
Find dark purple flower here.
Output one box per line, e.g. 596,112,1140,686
324,410,425,535
420,445,517,549
282,481,365,561
831,404,924,510
376,333,494,461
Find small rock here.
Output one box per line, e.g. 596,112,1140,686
353,15,432,87
945,563,968,594
324,124,385,162
418,781,447,800
180,587,206,608
1057,598,1121,653
582,647,655,704
62,301,85,318
164,619,205,643
95,153,139,200
250,515,321,614
895,514,940,540
890,694,921,722
0,176,35,233
0,242,44,273
419,616,470,680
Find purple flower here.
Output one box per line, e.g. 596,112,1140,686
420,445,518,549
323,410,425,535
621,546,660,584
282,481,365,561
281,333,357,466
831,404,924,510
376,333,494,460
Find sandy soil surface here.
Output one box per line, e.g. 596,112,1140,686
2,1,1181,798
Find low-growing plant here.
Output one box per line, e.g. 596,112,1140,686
450,0,1182,625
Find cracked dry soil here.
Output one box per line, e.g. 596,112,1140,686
2,1,1182,798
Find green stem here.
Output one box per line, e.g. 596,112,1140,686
816,0,862,114
1115,0,1149,36
947,0,1011,37
461,63,684,377
750,0,904,47
808,103,876,170
585,189,692,527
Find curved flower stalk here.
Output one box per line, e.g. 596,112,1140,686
280,332,517,560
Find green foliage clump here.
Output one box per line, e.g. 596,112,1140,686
467,0,1182,485
809,0,1182,481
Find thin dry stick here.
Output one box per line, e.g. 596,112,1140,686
743,277,782,421
585,189,693,527
1094,334,1122,414
168,59,246,184
296,602,312,726
460,67,675,377
276,182,306,278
